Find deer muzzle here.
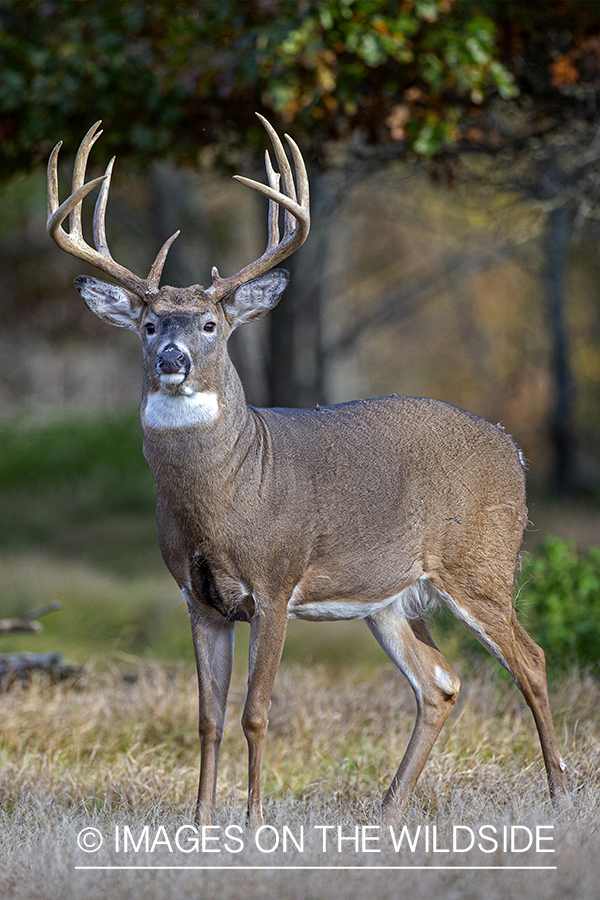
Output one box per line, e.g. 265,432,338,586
155,344,190,384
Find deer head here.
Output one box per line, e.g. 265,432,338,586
47,116,310,415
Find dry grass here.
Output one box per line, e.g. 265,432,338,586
1,661,600,898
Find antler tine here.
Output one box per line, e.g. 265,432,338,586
265,150,281,250
93,156,115,259
256,113,297,239
47,141,61,220
47,124,179,299
47,162,113,253
206,115,310,302
146,231,182,294
284,133,309,210
70,121,103,242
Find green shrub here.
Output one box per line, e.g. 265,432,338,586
434,537,600,678
518,538,600,674
0,408,159,575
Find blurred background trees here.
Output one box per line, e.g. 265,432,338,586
0,0,520,172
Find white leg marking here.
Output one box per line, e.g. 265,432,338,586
440,591,509,671
143,390,220,429
434,664,459,697
365,600,421,703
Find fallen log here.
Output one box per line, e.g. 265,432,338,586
0,651,80,683
0,602,80,684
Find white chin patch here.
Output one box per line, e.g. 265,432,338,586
159,373,186,386
143,390,220,429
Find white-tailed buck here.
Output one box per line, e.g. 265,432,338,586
47,117,570,826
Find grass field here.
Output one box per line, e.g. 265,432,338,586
1,662,600,899
1,408,599,898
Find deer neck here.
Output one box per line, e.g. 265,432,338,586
140,351,258,493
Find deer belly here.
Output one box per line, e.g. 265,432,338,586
286,586,396,621
285,556,428,622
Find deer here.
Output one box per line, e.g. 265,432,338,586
47,116,571,828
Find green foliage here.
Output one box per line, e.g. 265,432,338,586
0,409,158,575
262,0,517,157
433,538,600,678
2,1,599,177
0,560,193,666
518,538,600,674
0,409,148,494
0,0,517,175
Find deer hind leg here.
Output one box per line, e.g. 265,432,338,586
365,592,461,824
186,595,235,826
440,577,572,809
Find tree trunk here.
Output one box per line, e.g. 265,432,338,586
543,165,577,494
265,168,337,408
266,259,298,406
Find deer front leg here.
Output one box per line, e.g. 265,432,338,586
185,593,234,826
242,602,288,827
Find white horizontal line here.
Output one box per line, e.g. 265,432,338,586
75,865,557,871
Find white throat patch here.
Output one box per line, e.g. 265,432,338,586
143,390,220,429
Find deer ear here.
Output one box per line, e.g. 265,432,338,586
74,275,143,330
223,269,289,331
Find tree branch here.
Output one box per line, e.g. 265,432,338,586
326,246,508,358
0,601,62,634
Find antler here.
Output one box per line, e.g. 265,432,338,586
47,121,179,299
206,114,310,302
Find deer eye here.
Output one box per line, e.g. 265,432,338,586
203,321,216,333
145,323,156,335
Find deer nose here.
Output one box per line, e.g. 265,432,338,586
155,345,190,376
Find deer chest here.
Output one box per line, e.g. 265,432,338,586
189,555,256,622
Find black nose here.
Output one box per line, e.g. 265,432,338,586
155,345,190,375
